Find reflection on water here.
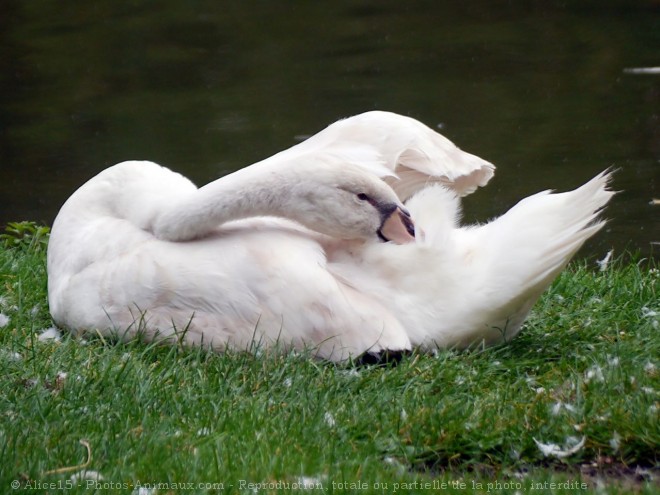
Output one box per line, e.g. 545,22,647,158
1,1,658,258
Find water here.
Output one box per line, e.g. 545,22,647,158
1,1,658,258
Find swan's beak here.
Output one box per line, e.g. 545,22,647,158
378,206,415,244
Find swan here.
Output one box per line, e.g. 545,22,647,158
47,112,613,361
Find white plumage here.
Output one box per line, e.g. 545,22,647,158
47,111,613,361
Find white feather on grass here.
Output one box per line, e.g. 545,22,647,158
38,327,62,342
533,436,586,458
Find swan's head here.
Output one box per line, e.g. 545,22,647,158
288,163,415,244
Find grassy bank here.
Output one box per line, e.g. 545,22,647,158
0,227,658,494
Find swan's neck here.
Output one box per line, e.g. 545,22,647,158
152,159,299,241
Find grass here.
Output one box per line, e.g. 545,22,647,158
0,224,658,494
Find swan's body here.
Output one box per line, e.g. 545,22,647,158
47,112,613,361
332,172,613,350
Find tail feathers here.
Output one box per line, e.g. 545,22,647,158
475,170,615,292
436,170,615,344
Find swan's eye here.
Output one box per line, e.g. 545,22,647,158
357,193,370,201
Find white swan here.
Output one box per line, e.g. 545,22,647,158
47,112,613,361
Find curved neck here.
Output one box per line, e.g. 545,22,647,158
149,119,396,242
152,158,300,241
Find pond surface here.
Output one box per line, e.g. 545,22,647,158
1,1,658,259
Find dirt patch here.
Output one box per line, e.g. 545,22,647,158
576,459,658,492
414,457,658,492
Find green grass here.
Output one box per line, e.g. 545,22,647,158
0,227,658,494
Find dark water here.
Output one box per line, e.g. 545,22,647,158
1,1,658,259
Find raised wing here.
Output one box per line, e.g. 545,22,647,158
299,111,495,199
